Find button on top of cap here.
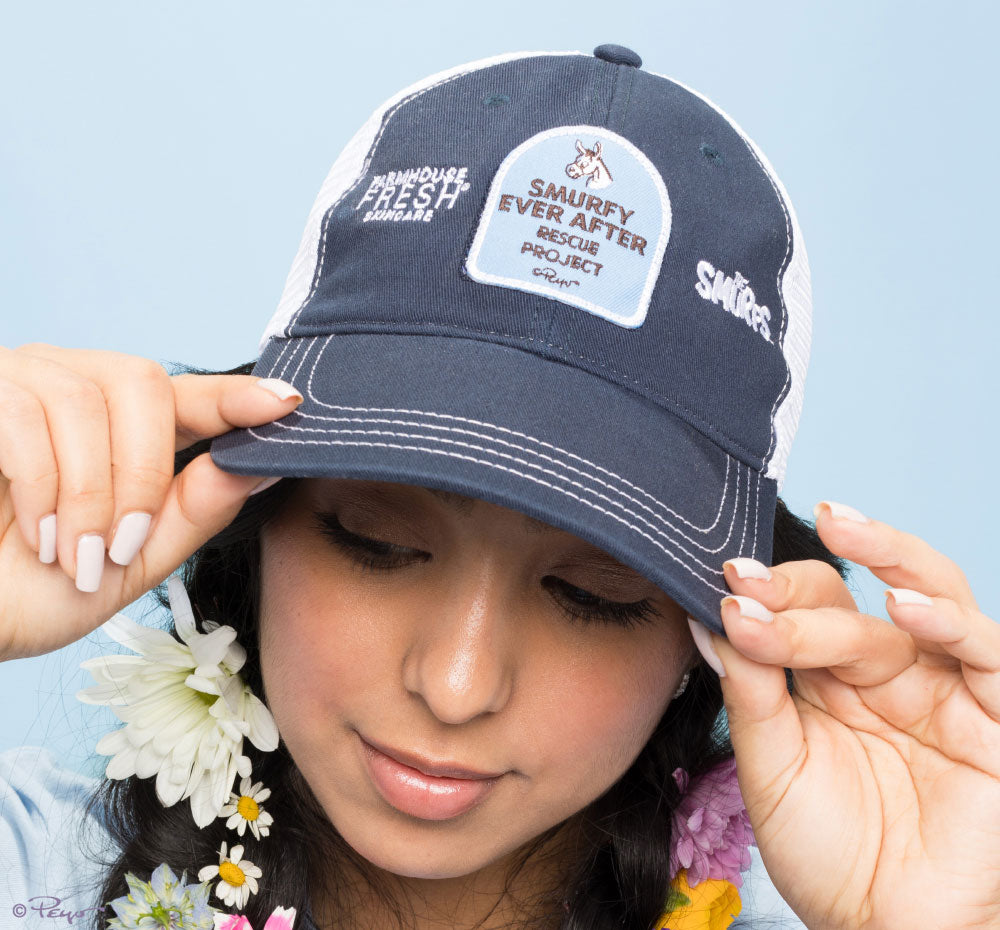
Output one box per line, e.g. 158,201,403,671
593,44,642,68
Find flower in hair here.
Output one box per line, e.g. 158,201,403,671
198,842,264,910
105,863,216,930
77,574,280,828
213,906,297,930
669,757,755,888
220,776,274,840
659,869,742,930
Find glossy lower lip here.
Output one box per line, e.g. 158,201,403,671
359,735,503,821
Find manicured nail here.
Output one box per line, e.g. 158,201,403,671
722,594,774,623
886,587,933,607
75,534,105,592
814,501,869,524
255,378,303,403
249,476,282,496
108,512,152,566
38,513,57,564
724,557,772,581
687,617,726,677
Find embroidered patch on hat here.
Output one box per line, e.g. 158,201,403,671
465,125,671,329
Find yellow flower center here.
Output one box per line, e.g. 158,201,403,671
218,861,246,887
237,795,260,821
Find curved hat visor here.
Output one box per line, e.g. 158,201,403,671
210,332,776,636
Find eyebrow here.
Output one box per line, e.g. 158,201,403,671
424,487,556,536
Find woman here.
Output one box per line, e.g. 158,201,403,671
2,45,999,930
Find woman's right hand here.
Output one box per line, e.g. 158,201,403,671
0,343,303,663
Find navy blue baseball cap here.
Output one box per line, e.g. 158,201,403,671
210,45,812,636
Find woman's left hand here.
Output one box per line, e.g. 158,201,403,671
703,502,1000,930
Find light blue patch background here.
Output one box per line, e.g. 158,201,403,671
468,127,667,327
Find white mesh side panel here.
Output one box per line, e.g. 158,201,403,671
259,49,587,355
647,70,812,491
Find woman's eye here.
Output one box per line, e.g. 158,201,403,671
312,511,427,572
543,578,659,629
312,510,657,629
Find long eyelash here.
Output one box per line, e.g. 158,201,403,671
312,510,657,628
313,511,423,573
549,584,659,629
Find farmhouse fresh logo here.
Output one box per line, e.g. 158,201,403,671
355,165,472,223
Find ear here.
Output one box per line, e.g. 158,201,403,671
593,141,602,156
576,139,586,154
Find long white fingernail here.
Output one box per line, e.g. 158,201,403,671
886,587,933,607
75,534,105,592
38,513,57,564
725,557,772,581
249,476,282,496
108,512,152,566
722,595,774,623
814,501,869,523
255,378,303,403
687,617,726,677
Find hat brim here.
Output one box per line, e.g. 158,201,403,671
210,332,776,636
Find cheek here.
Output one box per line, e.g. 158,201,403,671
258,543,394,737
524,629,681,803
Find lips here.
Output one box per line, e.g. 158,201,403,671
358,733,505,820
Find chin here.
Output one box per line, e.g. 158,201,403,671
334,817,503,879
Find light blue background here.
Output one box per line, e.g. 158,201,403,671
1,1,997,786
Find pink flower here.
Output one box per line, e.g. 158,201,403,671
214,906,297,930
669,757,756,888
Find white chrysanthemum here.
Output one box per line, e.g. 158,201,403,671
220,775,274,840
105,862,217,929
198,841,263,911
77,574,280,828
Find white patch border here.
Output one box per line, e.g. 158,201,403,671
465,124,672,329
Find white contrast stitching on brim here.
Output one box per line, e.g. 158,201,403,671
242,342,770,591
243,415,764,597
254,415,749,572
271,335,738,539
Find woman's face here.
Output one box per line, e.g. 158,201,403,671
258,478,693,882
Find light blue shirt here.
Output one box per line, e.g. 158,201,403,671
0,745,804,929
0,746,114,930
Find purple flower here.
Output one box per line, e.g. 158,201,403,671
669,757,756,888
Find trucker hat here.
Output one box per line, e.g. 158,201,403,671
209,43,811,636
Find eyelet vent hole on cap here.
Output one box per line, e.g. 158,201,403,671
700,142,723,165
482,92,510,107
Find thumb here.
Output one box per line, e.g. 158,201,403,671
124,451,280,597
688,618,806,821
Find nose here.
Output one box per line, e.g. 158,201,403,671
401,569,515,725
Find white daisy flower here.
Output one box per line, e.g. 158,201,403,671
76,574,280,828
220,776,274,840
198,841,263,911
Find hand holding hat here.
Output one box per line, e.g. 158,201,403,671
0,343,302,662
695,506,1000,930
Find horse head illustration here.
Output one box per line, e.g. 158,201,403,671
565,140,613,189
